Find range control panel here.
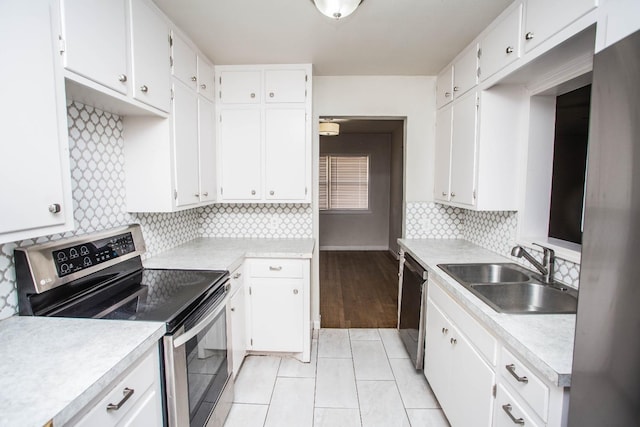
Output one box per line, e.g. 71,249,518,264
52,232,136,277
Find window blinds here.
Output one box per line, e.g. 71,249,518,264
319,155,369,210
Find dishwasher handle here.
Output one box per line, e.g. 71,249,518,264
403,254,428,281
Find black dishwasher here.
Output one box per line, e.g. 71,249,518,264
398,252,428,370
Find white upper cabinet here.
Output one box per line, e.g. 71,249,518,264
198,97,216,203
130,0,171,112
172,80,200,207
434,105,453,202
453,45,479,98
449,91,478,207
171,32,198,90
523,0,597,52
264,108,308,200
216,65,312,203
264,69,307,103
218,70,262,104
61,0,128,94
436,67,454,109
197,58,216,101
479,3,523,81
0,0,74,244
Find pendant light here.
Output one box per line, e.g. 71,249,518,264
312,0,364,20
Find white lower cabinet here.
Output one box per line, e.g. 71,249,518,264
69,346,163,427
425,277,570,427
245,258,311,362
425,294,495,427
228,265,246,379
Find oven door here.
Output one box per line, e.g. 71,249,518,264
164,287,233,427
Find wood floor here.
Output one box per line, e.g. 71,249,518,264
320,251,399,328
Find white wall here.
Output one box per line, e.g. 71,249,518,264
311,76,436,327
319,133,391,250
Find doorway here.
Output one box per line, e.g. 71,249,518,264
318,118,405,328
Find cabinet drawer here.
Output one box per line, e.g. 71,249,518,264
429,277,497,365
494,384,542,427
500,347,549,421
72,349,158,427
249,259,305,278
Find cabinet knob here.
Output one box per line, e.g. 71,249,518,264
194,193,199,197
441,327,448,334
48,203,61,214
230,307,236,312
200,83,207,89
453,86,459,92
118,74,127,83
293,289,299,295
441,191,447,196
450,192,456,198
505,46,514,54
251,190,256,195
450,337,457,345
250,93,256,98
525,32,534,41
140,85,148,93
445,91,451,98
202,192,208,197
269,92,274,98
232,272,242,279
191,76,197,82
270,190,275,196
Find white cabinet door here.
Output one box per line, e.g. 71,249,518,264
172,81,200,207
130,0,170,112
523,0,597,52
453,45,478,99
171,32,198,90
198,97,216,203
264,69,307,103
219,70,262,104
436,66,454,109
197,58,216,101
450,91,478,206
264,108,307,200
0,0,73,241
248,278,304,352
61,0,128,94
449,326,495,427
424,300,453,408
229,280,246,379
218,109,262,200
480,4,523,81
434,106,453,202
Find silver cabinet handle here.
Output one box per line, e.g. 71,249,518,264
232,272,242,279
270,190,275,196
444,92,451,98
453,86,459,92
441,191,447,196
450,337,457,344
140,85,148,93
525,32,534,40
269,266,283,271
505,364,529,383
230,307,236,312
107,388,134,411
202,192,208,197
269,92,274,98
118,74,127,82
506,46,514,54
502,404,525,425
250,92,256,98
200,83,207,89
441,327,448,334
191,76,197,82
450,192,456,197
251,190,256,195
194,193,199,197
293,289,299,295
48,203,61,214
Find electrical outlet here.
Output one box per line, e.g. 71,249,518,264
421,218,431,233
268,216,281,231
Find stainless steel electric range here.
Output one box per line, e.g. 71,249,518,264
14,224,232,427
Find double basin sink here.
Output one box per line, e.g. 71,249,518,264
438,263,578,314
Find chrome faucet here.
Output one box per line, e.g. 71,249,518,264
511,244,555,284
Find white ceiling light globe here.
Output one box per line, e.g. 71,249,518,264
313,0,363,20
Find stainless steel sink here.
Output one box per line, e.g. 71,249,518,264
438,263,578,314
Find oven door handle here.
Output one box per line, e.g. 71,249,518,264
172,295,229,349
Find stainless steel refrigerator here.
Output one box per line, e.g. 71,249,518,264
568,29,640,426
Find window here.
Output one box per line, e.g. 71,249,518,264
319,155,369,210
548,84,591,245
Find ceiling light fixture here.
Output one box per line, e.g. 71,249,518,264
312,0,363,20
319,122,340,136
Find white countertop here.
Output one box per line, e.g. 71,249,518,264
143,237,315,271
399,238,575,387
0,316,165,427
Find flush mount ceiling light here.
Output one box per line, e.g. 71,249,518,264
312,0,364,20
319,122,340,136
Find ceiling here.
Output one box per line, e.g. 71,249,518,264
153,0,513,76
